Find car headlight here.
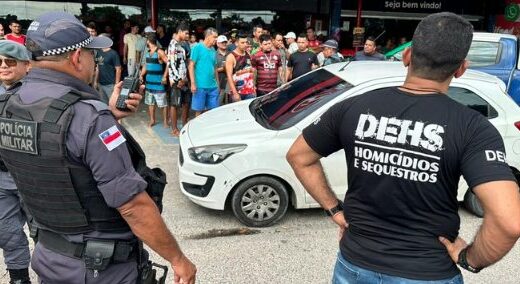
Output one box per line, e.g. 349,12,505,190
188,144,247,164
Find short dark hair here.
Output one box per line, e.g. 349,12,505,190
237,32,248,40
147,34,157,45
306,27,314,32
259,34,272,43
176,23,189,33
411,12,473,82
273,32,283,39
365,36,376,44
9,19,20,26
298,33,307,40
87,22,97,30
253,25,263,33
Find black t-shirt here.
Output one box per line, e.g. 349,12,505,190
288,51,318,79
97,49,121,85
302,87,515,280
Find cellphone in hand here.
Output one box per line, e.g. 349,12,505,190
116,76,140,111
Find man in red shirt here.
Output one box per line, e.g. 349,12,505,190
5,20,26,45
252,34,282,96
306,27,322,53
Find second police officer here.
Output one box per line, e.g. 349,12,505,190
0,12,196,284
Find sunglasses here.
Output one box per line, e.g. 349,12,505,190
0,58,18,67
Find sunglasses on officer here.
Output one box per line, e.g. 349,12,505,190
0,57,19,67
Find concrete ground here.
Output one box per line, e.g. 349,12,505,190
1,107,519,283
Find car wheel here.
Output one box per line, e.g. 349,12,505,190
463,189,484,218
231,176,289,227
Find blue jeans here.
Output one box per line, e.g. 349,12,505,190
332,252,463,284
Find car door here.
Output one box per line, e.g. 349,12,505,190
446,83,507,201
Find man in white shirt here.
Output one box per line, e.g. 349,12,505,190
123,24,142,76
284,32,298,54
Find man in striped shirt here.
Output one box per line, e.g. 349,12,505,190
251,34,282,97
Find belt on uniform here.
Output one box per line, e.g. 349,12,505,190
38,229,137,263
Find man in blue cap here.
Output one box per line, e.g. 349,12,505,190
0,40,31,284
0,12,197,284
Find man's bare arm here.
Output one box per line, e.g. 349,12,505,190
440,180,520,269
115,66,122,84
118,192,196,284
225,54,239,98
287,135,347,229
188,60,196,93
287,135,341,210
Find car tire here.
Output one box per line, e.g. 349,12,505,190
231,176,289,227
463,189,484,218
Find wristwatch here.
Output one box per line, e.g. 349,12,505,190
325,199,344,217
457,246,481,273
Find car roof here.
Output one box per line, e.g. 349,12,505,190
324,61,503,86
473,32,517,42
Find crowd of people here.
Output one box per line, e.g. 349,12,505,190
69,20,389,136
1,17,390,137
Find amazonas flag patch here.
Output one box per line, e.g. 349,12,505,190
98,125,126,151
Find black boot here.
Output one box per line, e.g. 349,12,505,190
8,268,31,284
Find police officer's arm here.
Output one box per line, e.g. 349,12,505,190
73,109,196,283
287,103,349,229
287,136,344,218
439,117,520,270
118,192,196,284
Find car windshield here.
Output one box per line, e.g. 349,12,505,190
250,69,353,130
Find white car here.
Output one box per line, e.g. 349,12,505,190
178,62,520,227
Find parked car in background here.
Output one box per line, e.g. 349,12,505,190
178,62,520,227
385,32,520,105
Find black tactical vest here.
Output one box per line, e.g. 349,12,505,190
0,91,134,234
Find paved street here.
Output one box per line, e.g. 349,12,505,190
1,108,519,283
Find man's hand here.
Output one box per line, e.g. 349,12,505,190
177,80,186,88
232,91,241,102
172,254,197,284
190,83,197,94
332,212,348,241
439,236,468,263
109,81,144,120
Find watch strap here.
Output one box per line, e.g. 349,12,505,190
325,199,343,217
457,246,481,273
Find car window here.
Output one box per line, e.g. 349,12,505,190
250,69,353,130
466,41,500,67
447,87,498,118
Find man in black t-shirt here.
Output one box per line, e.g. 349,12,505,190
287,12,520,283
95,34,122,103
286,34,319,82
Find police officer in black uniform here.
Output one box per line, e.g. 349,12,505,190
0,12,196,284
0,40,32,284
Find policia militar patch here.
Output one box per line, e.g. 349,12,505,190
0,118,38,155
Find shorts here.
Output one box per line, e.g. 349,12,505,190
145,90,167,108
191,87,219,111
169,87,191,107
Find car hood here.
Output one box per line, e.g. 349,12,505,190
187,100,277,146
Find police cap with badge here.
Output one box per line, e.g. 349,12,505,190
24,11,112,60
